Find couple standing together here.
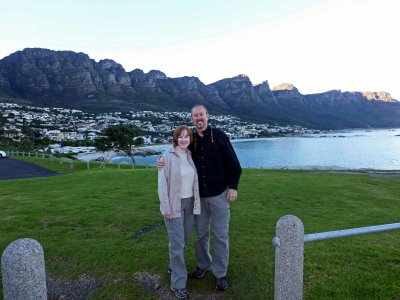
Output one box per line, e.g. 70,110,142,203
158,104,242,299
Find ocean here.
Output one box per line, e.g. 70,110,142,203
118,128,400,170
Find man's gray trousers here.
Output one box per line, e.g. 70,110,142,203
194,190,230,278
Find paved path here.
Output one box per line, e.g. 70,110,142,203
0,158,59,180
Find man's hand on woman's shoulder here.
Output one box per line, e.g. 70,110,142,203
157,156,165,170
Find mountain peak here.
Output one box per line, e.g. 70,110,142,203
362,91,396,102
272,83,299,92
146,70,167,80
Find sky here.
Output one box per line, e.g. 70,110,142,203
1,0,399,99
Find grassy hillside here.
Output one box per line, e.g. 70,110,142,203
1,159,400,299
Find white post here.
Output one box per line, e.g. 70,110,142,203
274,215,304,300
1,238,47,300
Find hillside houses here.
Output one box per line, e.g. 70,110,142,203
0,102,318,146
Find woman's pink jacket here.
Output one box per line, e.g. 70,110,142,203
158,146,201,218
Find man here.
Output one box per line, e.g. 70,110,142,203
189,104,242,291
160,104,242,291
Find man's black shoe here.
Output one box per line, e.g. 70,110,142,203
216,276,228,291
191,267,208,279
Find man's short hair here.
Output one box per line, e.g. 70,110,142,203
191,104,208,116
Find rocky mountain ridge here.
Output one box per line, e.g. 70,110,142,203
1,48,399,129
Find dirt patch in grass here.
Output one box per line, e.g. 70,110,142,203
133,272,226,300
129,223,165,240
47,273,103,300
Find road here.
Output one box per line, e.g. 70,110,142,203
0,157,59,180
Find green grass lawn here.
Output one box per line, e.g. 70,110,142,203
1,158,400,299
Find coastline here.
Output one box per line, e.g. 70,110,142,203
73,128,400,170
75,147,163,162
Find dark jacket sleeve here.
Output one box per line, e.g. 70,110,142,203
220,131,242,190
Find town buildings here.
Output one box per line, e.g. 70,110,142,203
0,102,318,150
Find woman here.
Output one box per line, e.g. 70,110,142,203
158,125,201,299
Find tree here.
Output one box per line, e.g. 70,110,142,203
101,124,143,167
95,136,113,166
19,137,34,150
95,137,113,153
22,125,41,142
35,137,51,150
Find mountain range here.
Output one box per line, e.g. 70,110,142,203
1,48,399,129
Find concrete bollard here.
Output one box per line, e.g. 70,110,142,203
1,238,47,300
274,215,304,300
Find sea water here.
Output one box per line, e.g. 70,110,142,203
118,128,400,170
